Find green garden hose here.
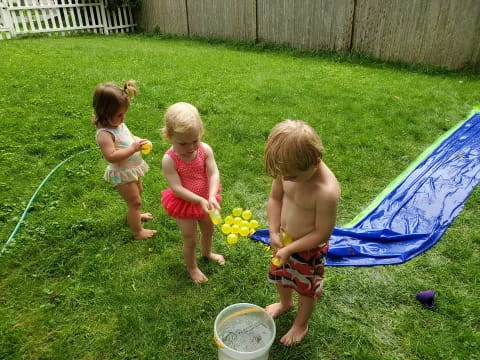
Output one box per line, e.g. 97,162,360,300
1,148,93,255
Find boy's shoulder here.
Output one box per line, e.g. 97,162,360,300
314,163,341,201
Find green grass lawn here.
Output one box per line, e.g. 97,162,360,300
0,34,479,360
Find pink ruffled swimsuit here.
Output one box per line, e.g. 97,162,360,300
161,144,221,219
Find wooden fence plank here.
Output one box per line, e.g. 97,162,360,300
135,0,188,35
0,0,12,39
99,0,108,34
257,0,354,52
75,5,83,28
117,7,123,33
187,0,256,41
34,6,43,30
112,7,119,32
88,5,96,33
68,5,76,28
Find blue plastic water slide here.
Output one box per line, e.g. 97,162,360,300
251,110,480,266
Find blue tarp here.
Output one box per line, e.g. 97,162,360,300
251,112,480,266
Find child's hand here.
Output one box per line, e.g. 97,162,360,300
131,138,149,152
199,198,210,214
269,232,283,250
208,196,221,211
274,247,291,266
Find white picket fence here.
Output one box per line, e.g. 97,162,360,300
0,0,136,40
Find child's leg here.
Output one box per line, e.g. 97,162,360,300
136,180,153,221
198,217,225,265
265,284,294,318
117,182,156,239
176,218,208,283
280,294,316,346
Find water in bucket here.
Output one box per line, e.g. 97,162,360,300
214,303,276,360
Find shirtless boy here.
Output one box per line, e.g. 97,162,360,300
264,119,340,346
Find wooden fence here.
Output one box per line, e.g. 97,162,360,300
136,0,480,70
0,0,136,40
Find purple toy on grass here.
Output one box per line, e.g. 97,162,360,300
416,290,435,309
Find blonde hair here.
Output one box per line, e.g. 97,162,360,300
162,102,205,140
264,120,324,177
92,80,138,127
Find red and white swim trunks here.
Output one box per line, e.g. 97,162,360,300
268,243,328,298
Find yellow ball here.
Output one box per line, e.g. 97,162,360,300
280,231,293,246
224,215,234,224
239,226,250,237
242,210,252,220
233,217,242,226
227,233,238,245
249,220,259,229
141,141,152,155
232,207,243,217
231,224,240,234
221,223,232,234
271,257,281,266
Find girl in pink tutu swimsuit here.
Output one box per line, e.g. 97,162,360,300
161,102,224,283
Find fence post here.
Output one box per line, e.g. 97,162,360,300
0,0,15,38
100,0,109,35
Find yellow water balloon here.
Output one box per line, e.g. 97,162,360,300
239,226,250,237
232,207,243,217
221,223,232,234
248,220,259,229
233,217,242,226
224,215,234,224
241,209,252,220
231,224,240,234
141,141,152,155
280,231,293,246
271,257,281,266
227,233,238,245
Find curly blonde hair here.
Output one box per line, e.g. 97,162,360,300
162,102,205,140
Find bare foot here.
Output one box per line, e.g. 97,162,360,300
140,213,153,221
280,324,308,346
203,253,225,265
188,267,208,283
265,302,293,318
134,228,157,240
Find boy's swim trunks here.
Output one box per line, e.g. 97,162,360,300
268,243,328,298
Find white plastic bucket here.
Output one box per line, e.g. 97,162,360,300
214,303,276,360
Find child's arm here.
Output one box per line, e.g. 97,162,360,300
275,186,339,265
203,143,221,210
267,177,283,250
97,131,146,163
162,154,209,213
